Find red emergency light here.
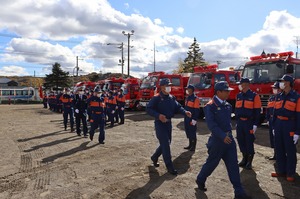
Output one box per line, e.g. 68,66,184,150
194,64,218,72
250,51,294,61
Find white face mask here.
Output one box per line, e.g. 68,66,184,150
238,85,243,91
79,91,84,95
165,86,171,93
272,89,278,95
279,82,285,90
97,94,101,97
66,92,71,95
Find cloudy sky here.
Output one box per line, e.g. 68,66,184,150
0,0,300,78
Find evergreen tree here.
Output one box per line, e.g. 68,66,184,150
43,62,71,90
183,37,208,72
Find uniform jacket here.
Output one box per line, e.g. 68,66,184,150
73,94,88,113
86,96,105,116
185,93,200,120
59,94,73,108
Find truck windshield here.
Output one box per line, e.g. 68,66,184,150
242,63,285,83
188,73,211,90
141,76,158,89
121,84,129,95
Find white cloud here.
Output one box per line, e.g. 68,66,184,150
124,3,129,9
176,27,184,34
0,66,29,76
0,1,299,77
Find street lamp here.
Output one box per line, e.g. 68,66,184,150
122,30,134,76
144,41,158,72
107,42,124,77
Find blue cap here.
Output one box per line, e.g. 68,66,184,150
271,81,280,89
186,84,195,91
214,81,234,91
93,87,101,93
280,74,293,83
159,78,172,86
237,77,250,84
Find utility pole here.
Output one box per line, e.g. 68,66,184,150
153,41,156,72
294,36,299,58
122,30,134,76
107,42,124,77
76,56,83,76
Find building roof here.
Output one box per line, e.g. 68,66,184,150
0,78,12,84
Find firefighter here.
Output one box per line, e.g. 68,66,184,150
73,86,88,137
271,74,300,182
60,88,74,132
183,84,200,151
86,87,106,144
42,92,48,108
266,81,281,160
107,90,117,127
146,78,192,175
113,89,119,123
235,77,261,170
117,88,126,124
196,81,250,199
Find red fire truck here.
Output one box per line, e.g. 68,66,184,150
188,64,240,117
138,71,190,108
121,77,141,109
102,77,125,91
74,81,96,90
240,51,300,116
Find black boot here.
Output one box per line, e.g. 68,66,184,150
189,139,197,151
245,154,254,170
184,139,191,150
64,125,67,131
238,153,248,167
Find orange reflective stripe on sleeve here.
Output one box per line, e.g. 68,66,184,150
193,98,200,108
89,101,105,108
267,101,275,108
275,100,283,109
253,95,261,109
284,100,296,111
296,98,300,112
235,100,242,108
244,100,254,109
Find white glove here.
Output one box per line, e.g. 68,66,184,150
191,119,197,126
266,121,269,126
112,110,115,114
75,109,79,113
272,129,275,136
121,107,124,111
293,134,299,144
253,125,257,134
116,106,118,109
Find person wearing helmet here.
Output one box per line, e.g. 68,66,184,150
266,81,281,160
59,87,74,132
86,87,105,144
271,74,300,182
73,86,88,137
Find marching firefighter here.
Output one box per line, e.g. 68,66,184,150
271,74,300,182
86,87,106,144
183,84,200,151
146,78,192,175
117,88,126,124
42,92,48,109
266,81,281,160
60,88,74,132
73,87,88,137
196,81,250,199
235,77,261,170
107,90,117,127
113,89,119,123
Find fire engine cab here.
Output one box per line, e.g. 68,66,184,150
121,77,141,109
188,64,240,117
241,51,300,112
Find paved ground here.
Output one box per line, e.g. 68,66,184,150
0,104,299,199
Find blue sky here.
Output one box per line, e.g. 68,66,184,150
0,0,300,77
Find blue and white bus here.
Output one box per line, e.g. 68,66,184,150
0,87,40,101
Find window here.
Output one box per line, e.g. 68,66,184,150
214,74,226,83
171,77,180,86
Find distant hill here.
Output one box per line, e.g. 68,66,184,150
0,72,136,87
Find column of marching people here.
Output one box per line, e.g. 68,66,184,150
43,86,126,144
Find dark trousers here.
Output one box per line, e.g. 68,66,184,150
184,117,197,140
118,107,125,122
90,114,105,142
268,117,275,148
75,113,88,135
151,121,174,170
274,119,297,176
63,108,74,128
197,136,246,196
236,120,255,154
107,108,115,126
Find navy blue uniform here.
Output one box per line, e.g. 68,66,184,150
117,93,126,124
184,94,200,140
60,94,74,131
73,94,88,136
272,90,300,177
146,92,187,171
235,89,261,155
266,95,276,149
196,96,246,197
87,96,106,143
